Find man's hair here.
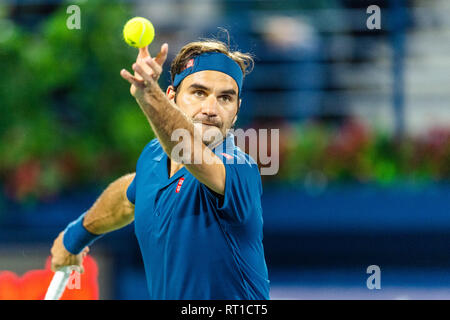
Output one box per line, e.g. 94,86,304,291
170,39,254,90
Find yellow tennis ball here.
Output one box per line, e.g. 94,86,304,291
123,17,155,48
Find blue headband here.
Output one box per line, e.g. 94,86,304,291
173,52,243,94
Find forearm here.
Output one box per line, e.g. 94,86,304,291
124,54,225,193
136,86,225,193
83,173,135,235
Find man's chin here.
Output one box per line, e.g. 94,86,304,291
201,127,225,146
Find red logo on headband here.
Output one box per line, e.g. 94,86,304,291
183,59,194,71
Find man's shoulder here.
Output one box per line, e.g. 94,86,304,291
216,145,262,196
144,138,161,153
137,138,163,163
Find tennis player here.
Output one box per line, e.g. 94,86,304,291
50,39,270,299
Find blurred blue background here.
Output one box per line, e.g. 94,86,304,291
1,0,450,299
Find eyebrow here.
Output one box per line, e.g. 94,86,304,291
188,83,237,96
188,83,210,92
220,89,237,96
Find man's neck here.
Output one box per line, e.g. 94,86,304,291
168,159,184,179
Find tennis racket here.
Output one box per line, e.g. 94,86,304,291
44,266,74,300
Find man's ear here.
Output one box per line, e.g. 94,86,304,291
166,85,176,101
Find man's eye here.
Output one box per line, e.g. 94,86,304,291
220,95,231,102
194,90,205,97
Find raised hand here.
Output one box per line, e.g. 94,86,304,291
121,43,169,100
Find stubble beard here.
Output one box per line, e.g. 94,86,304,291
193,122,227,147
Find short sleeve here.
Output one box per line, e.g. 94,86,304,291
204,151,262,225
126,176,136,205
126,138,160,205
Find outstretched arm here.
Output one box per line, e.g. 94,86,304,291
50,173,135,272
120,44,226,195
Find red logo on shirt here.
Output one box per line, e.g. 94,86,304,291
175,178,185,193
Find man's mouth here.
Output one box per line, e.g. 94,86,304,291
194,121,220,128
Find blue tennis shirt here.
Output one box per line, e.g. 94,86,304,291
126,132,270,299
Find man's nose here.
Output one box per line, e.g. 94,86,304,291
201,96,219,116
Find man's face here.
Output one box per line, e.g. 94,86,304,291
167,70,240,146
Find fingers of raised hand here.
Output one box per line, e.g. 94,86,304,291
120,68,145,87
138,45,150,60
154,43,168,66
132,61,158,88
144,57,162,79
122,44,167,90
134,56,152,81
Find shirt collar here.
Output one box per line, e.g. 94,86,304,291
210,131,236,154
152,131,236,162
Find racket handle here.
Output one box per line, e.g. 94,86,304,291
44,266,73,300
